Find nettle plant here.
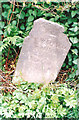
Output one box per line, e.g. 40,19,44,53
0,82,78,119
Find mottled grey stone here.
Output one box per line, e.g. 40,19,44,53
13,18,71,84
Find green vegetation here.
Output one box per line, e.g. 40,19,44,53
0,82,78,119
0,1,79,119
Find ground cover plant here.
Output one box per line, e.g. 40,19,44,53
0,82,78,119
0,1,79,119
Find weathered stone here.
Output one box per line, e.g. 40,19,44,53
13,18,71,84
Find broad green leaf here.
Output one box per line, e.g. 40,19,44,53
2,11,8,18
68,18,77,25
7,27,11,35
64,26,68,31
20,24,25,30
65,22,69,27
55,15,59,21
27,3,32,8
4,31,7,37
71,49,78,55
72,22,78,27
44,13,52,17
62,63,66,67
0,15,1,20
69,26,78,32
69,72,76,78
26,13,29,17
71,11,77,18
49,18,55,22
73,43,79,48
70,37,78,44
33,10,37,17
26,22,33,26
68,53,72,59
12,20,17,26
2,4,10,9
73,59,78,64
37,10,43,17
0,22,5,28
15,8,20,14
68,61,72,66
19,11,25,19
28,16,34,22
28,9,33,15
0,41,3,47
26,26,32,31
60,15,67,20
0,30,3,35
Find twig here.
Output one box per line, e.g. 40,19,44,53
8,0,15,25
9,0,23,7
14,49,19,64
5,47,10,70
7,3,12,24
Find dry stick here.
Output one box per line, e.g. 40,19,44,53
10,0,23,8
7,3,12,24
17,2,19,8
8,0,15,25
8,2,59,20
5,47,10,70
9,2,55,13
13,49,19,64
1,35,4,40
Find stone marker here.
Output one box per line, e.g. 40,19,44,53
13,18,71,84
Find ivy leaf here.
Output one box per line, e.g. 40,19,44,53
69,72,76,78
70,37,78,44
2,4,10,9
12,20,17,26
49,18,55,22
72,22,78,27
20,11,25,19
44,13,52,17
71,49,78,55
55,15,59,21
28,9,33,15
26,22,33,26
26,26,32,31
2,11,8,18
28,16,34,22
69,26,78,32
20,24,25,30
73,59,78,65
33,10,37,17
71,11,77,18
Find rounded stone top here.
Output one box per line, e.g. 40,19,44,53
34,18,64,29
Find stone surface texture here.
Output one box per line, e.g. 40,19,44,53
13,18,71,84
